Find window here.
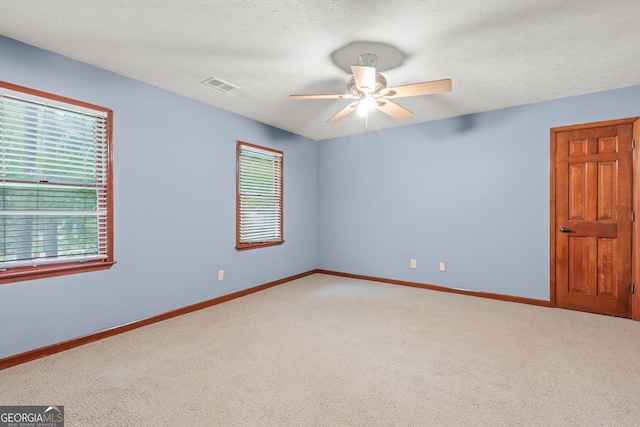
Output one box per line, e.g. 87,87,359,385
0,81,114,284
236,141,283,250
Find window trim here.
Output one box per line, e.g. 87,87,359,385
236,141,284,251
0,80,115,285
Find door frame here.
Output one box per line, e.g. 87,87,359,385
550,117,640,321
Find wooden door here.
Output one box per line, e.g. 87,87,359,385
552,120,633,318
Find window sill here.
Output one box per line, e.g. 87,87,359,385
0,260,116,285
236,241,284,251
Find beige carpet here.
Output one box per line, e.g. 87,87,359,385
1,273,639,426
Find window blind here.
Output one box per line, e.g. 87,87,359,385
0,92,109,267
237,143,283,246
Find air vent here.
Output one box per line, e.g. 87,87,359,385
201,77,239,93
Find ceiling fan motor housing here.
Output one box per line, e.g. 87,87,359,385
348,73,387,95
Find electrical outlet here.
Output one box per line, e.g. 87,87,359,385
218,270,224,281
410,259,417,269
439,262,446,272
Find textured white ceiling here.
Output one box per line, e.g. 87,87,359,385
1,0,639,141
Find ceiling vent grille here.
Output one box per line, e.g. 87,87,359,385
201,77,239,93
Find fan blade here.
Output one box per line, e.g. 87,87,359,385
375,99,413,120
289,94,357,100
351,65,376,93
383,78,452,98
327,102,359,123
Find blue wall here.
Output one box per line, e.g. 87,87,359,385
318,86,640,300
0,36,318,359
1,34,639,360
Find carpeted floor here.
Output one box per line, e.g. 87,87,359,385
1,273,639,426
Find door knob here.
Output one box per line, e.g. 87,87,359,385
559,226,571,233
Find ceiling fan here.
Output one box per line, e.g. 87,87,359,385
289,54,452,123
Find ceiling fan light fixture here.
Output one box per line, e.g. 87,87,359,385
358,94,377,114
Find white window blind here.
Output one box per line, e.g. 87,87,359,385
237,143,283,247
0,91,109,268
